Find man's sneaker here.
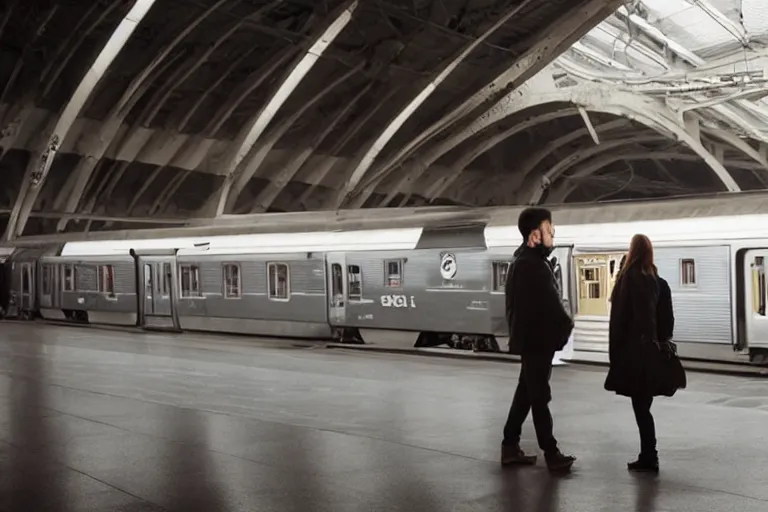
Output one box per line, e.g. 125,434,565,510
501,444,537,466
627,454,659,473
545,450,576,472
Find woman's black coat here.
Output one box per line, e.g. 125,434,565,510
604,266,660,397
657,276,674,342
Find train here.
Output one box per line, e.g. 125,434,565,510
3,201,768,366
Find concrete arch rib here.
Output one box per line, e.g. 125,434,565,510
333,0,537,210
379,107,581,207
437,118,629,203
4,0,158,240
53,0,243,234
703,127,768,171
423,85,742,206
521,90,741,204
520,132,666,199
204,0,359,217
390,86,739,207
345,0,625,209
348,69,561,208
545,152,705,204
421,117,631,205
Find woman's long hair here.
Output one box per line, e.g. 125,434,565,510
619,234,657,278
611,234,657,302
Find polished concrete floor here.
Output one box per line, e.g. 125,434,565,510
0,324,766,511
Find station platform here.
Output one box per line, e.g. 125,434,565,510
0,323,766,511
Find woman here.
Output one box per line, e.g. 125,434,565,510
605,234,661,472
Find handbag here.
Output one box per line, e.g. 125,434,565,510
648,339,687,397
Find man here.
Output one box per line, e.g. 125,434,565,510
501,207,576,472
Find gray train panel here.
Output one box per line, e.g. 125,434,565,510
655,245,732,344
175,252,329,338
9,248,45,314
415,224,487,249
41,256,137,315
336,248,491,334
486,247,516,335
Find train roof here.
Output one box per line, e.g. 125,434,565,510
491,213,768,248
57,192,768,257
61,213,768,258
62,229,424,257
15,191,768,248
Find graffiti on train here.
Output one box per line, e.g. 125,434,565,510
380,294,416,308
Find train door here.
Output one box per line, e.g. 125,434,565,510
132,250,179,330
19,262,34,313
743,249,768,348
574,253,624,316
326,253,347,325
549,246,573,314
144,260,173,317
39,263,53,309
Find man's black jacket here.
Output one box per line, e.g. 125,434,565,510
505,244,574,355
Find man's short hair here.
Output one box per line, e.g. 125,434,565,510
517,207,552,239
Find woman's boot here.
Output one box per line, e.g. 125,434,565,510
627,452,659,473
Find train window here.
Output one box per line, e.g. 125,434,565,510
331,264,343,297
41,265,52,295
580,267,602,299
681,259,696,286
21,265,31,294
97,265,116,298
753,256,766,316
492,262,510,291
223,264,241,299
63,265,76,292
180,264,201,297
162,263,172,296
267,262,290,300
384,260,403,287
348,265,362,300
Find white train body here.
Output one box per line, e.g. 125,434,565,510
4,203,768,365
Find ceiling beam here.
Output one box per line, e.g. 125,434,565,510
203,0,359,217
333,0,538,209
340,0,625,208
49,0,240,234
381,108,585,207
4,0,158,240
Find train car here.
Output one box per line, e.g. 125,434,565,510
174,249,328,338
330,225,496,349
6,247,60,320
39,237,209,327
39,252,135,324
168,229,423,340
0,248,13,317
9,193,768,366
538,214,768,364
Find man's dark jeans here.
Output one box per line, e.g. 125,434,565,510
502,351,558,454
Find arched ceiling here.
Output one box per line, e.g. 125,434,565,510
2,1,767,240
444,0,768,207
0,0,625,238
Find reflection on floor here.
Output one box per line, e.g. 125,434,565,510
0,323,765,511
